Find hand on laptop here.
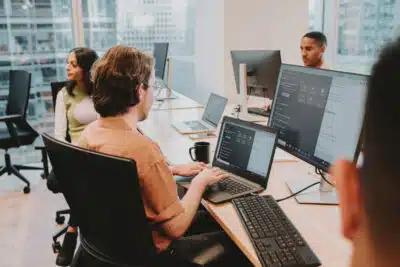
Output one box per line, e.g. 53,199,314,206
170,162,207,177
192,167,229,190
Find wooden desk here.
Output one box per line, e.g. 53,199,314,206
139,107,351,267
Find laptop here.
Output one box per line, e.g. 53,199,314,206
172,93,228,134
178,116,278,204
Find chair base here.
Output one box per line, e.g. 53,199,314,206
52,209,71,255
56,209,71,225
52,225,69,254
0,151,35,194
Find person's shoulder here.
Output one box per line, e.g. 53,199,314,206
77,120,99,146
126,133,164,162
60,86,69,95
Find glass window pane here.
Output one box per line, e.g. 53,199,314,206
326,0,400,74
82,0,196,98
309,0,324,31
0,0,74,165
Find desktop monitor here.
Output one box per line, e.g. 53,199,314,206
153,43,169,79
268,64,368,204
231,50,281,99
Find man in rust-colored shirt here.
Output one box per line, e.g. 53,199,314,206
79,45,250,266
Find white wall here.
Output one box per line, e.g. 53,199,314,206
193,0,308,105
224,0,309,102
194,0,225,105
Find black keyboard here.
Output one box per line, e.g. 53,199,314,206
248,107,270,117
233,195,321,267
219,178,251,195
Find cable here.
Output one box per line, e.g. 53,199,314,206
315,167,334,187
276,181,320,202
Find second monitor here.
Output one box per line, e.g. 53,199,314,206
231,50,281,118
268,64,368,204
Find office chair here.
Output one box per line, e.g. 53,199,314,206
45,81,72,256
36,81,68,181
50,81,71,225
42,133,200,267
0,70,43,194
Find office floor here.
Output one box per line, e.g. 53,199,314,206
0,167,66,267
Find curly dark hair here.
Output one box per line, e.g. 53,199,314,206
65,47,98,96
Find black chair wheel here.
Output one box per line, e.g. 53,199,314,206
41,173,46,179
23,186,30,194
52,241,61,253
55,215,65,225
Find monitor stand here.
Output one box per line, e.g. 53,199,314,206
236,63,266,122
286,172,338,205
155,87,177,101
236,111,266,122
155,57,178,101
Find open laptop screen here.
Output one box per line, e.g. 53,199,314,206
202,93,228,127
213,116,278,188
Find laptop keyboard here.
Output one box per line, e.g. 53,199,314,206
184,121,208,131
219,178,252,195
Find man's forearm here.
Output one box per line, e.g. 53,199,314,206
162,179,205,238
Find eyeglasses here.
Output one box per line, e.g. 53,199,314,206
142,82,165,91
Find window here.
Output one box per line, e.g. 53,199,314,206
309,0,324,31
0,0,73,164
0,0,195,165
82,0,190,53
83,0,195,96
311,0,400,74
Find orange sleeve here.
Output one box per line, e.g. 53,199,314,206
140,159,184,224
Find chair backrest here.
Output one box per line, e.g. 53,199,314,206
51,81,68,108
42,133,157,265
6,70,31,117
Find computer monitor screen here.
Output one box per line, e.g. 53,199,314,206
268,64,368,172
153,43,169,79
231,50,281,99
213,116,278,187
202,93,228,127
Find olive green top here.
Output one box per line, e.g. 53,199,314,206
55,85,97,144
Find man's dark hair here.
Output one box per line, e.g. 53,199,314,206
303,31,327,47
66,47,98,96
361,38,400,248
91,45,154,117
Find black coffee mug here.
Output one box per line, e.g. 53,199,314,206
189,141,210,163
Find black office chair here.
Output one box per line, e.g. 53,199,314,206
45,81,72,256
50,81,71,226
0,70,43,194
36,81,68,180
42,133,199,267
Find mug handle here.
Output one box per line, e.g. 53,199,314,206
189,147,197,161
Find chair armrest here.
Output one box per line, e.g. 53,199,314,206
0,114,22,145
0,114,22,122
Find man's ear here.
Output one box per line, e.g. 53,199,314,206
137,85,144,101
331,160,363,241
321,45,326,54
